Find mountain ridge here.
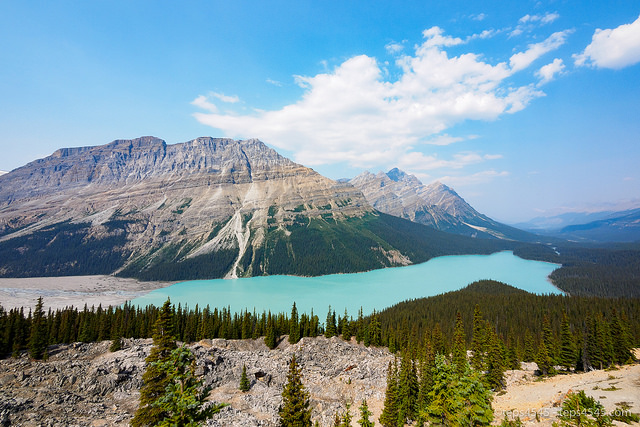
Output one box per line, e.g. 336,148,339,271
0,136,516,280
348,168,538,242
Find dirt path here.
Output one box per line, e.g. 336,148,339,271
494,362,640,425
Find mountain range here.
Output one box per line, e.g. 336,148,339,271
0,136,533,281
348,168,537,241
513,208,640,243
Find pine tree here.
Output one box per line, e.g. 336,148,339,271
279,354,312,427
558,311,575,371
610,309,634,365
541,314,556,364
484,326,505,390
451,312,467,376
369,311,382,347
357,399,375,427
379,360,399,427
431,323,446,356
535,338,554,377
456,363,494,426
151,345,225,425
523,329,536,363
325,306,337,338
289,302,300,344
396,351,419,425
342,309,352,341
470,305,486,371
28,297,48,360
239,364,250,392
132,298,177,427
424,354,457,426
109,335,122,352
265,312,277,349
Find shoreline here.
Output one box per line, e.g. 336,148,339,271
0,275,175,311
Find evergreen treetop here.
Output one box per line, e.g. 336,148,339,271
279,354,313,427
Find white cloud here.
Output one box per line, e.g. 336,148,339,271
266,78,283,87
511,12,560,37
471,13,487,21
385,41,405,54
509,30,572,72
536,58,565,84
422,27,464,48
191,95,217,112
424,134,465,146
211,92,240,103
193,25,560,172
574,15,640,69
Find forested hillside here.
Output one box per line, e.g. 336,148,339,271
514,242,640,297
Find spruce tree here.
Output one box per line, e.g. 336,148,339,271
470,305,486,370
342,309,352,341
239,364,250,392
431,323,446,356
484,327,505,390
379,360,399,427
535,339,554,377
357,399,375,427
369,311,382,347
610,309,634,365
451,312,467,376
558,311,575,371
28,297,48,360
132,298,177,427
396,351,419,424
279,354,312,427
541,314,556,364
151,345,225,425
523,329,536,363
456,363,494,426
289,302,300,344
325,306,337,338
265,312,277,349
424,354,457,426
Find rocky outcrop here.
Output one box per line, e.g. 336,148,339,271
350,168,535,241
0,336,392,426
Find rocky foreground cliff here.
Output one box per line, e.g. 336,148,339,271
0,336,391,427
1,337,638,426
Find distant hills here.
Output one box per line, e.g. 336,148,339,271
515,208,640,243
0,137,515,281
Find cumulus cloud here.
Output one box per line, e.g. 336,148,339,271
385,41,405,54
536,58,565,84
193,25,566,174
509,30,572,72
574,15,640,69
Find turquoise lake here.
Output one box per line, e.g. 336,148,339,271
129,251,560,316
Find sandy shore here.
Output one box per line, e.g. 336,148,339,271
0,275,174,311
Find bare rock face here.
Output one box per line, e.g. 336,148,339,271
0,137,376,278
0,337,392,426
349,168,531,240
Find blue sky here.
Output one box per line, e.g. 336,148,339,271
1,1,639,222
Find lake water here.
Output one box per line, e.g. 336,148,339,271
129,251,560,316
